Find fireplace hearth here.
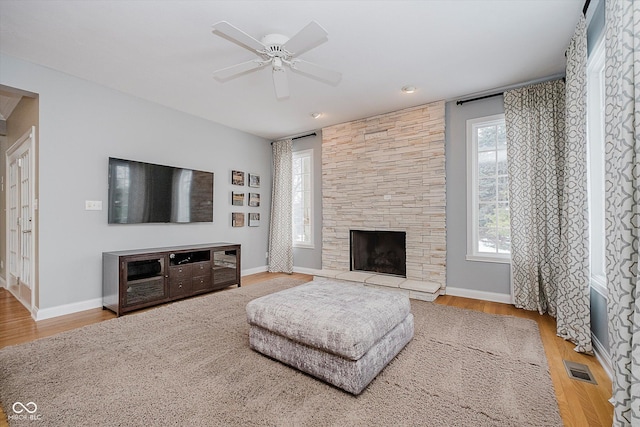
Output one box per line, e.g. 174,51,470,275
350,230,406,277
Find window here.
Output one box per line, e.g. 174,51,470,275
292,149,313,248
466,114,510,263
587,36,606,296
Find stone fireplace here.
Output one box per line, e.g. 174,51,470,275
321,101,446,289
351,230,406,277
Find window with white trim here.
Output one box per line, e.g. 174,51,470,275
292,149,314,248
466,114,511,263
587,37,606,295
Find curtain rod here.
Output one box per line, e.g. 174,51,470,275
456,92,503,106
271,132,317,144
454,73,565,106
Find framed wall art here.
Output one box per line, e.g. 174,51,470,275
232,170,245,186
248,213,260,227
248,173,260,188
232,192,245,206
232,212,245,227
248,193,260,207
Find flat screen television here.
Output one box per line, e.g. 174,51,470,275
108,157,214,224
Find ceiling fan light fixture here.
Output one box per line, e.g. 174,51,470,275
401,85,416,94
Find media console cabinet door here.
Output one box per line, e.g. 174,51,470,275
122,255,167,308
213,249,238,286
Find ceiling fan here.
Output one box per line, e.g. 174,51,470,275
211,21,342,99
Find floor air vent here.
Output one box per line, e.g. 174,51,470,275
563,360,597,384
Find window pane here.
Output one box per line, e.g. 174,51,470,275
497,124,507,149
478,227,497,253
478,126,497,151
478,178,496,202
302,157,311,174
478,203,496,228
497,228,511,253
497,150,508,175
478,151,496,177
497,176,509,201
497,202,510,228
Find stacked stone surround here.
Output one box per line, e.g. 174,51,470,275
321,101,446,290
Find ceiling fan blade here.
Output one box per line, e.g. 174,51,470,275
290,59,342,85
213,59,265,81
212,21,265,53
272,68,290,99
282,21,328,56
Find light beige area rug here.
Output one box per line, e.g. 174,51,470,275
0,277,562,426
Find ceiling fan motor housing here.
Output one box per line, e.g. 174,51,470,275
260,34,291,58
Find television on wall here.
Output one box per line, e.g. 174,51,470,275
108,157,214,224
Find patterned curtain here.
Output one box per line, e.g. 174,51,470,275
268,139,293,273
557,16,592,354
504,66,592,353
604,0,639,424
504,79,566,317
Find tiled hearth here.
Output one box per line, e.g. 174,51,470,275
320,101,446,298
312,269,441,302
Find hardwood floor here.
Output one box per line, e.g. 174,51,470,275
0,273,612,426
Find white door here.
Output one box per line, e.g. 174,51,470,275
6,126,36,314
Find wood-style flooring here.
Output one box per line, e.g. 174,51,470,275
0,272,613,426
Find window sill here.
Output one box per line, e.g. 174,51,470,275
466,254,511,264
293,244,315,250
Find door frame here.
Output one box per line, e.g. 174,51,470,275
5,125,37,316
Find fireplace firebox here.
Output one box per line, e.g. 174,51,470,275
350,230,406,277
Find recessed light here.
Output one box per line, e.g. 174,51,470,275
310,112,322,119
401,86,416,94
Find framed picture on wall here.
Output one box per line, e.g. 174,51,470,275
232,192,245,206
248,173,260,188
248,213,260,227
248,193,260,207
232,170,245,186
232,212,245,227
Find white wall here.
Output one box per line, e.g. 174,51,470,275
0,54,272,312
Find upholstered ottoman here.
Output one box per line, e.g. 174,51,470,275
245,279,414,395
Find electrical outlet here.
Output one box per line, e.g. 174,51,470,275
265,252,269,259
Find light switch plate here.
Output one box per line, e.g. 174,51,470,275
85,200,102,211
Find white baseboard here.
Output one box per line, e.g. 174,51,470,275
592,333,613,380
34,297,103,321
241,265,268,276
444,286,512,304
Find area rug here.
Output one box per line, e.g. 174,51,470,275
0,277,562,426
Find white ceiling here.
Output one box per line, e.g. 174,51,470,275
0,1,582,140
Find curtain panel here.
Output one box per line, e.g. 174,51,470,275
504,62,592,353
268,139,293,273
604,0,640,424
504,79,567,316
557,16,592,354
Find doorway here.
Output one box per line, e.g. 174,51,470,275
6,126,36,314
